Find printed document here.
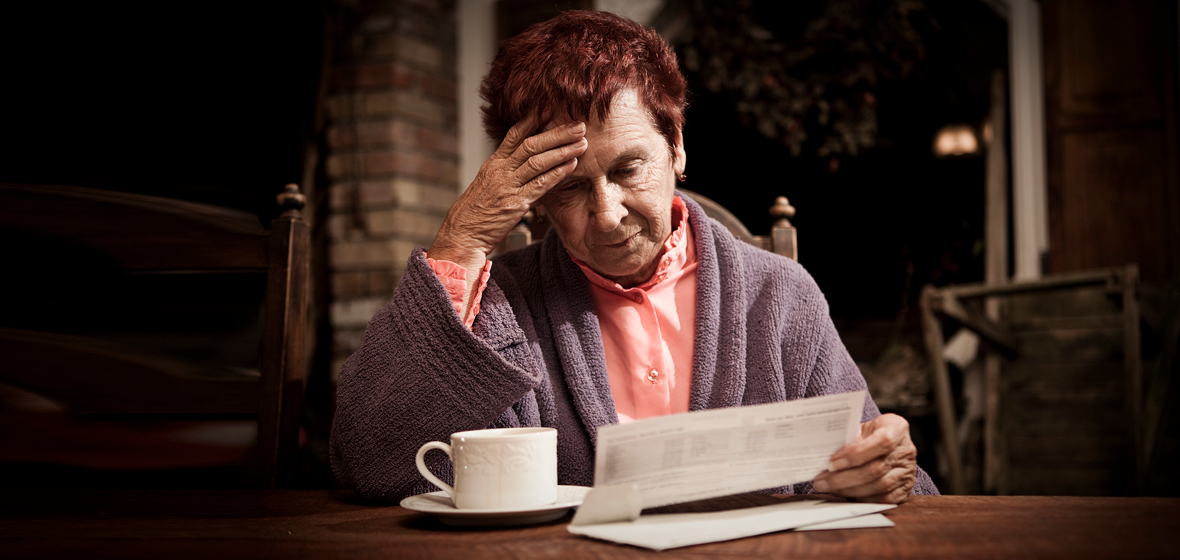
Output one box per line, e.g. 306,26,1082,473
592,390,865,509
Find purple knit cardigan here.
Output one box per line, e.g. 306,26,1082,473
330,194,939,502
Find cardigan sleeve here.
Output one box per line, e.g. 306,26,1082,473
329,248,544,502
790,270,941,496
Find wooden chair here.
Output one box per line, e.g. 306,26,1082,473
920,266,1144,496
0,183,309,488
497,189,799,259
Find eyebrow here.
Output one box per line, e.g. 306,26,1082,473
610,147,649,167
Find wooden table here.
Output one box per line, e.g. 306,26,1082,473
2,490,1177,559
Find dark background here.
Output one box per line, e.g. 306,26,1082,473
678,0,1007,321
0,1,323,222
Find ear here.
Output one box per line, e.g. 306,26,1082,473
672,127,687,176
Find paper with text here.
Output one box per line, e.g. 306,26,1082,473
593,391,865,509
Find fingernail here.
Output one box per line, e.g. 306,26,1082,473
813,479,829,492
829,459,848,472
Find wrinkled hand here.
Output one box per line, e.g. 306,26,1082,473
812,413,917,504
429,113,587,269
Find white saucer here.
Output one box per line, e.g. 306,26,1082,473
400,485,592,527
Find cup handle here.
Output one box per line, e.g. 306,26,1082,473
415,441,455,497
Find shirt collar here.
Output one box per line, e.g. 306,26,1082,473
572,195,695,293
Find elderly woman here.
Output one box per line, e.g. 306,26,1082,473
331,10,938,503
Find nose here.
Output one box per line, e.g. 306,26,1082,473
588,180,626,232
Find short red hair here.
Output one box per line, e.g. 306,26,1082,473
480,10,687,152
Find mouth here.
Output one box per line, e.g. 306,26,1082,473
602,232,639,249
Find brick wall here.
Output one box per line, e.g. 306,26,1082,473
324,0,458,379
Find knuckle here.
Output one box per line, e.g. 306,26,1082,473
526,172,555,194
524,157,547,175
889,445,917,468
508,200,530,215
889,487,909,504
880,415,908,439
502,129,523,147
887,466,916,491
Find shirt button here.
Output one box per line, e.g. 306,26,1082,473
633,294,643,303
646,368,660,383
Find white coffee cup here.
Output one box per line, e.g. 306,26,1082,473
415,427,558,509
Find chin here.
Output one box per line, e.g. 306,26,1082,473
577,240,660,282
598,257,656,283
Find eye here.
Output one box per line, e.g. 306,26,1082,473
613,162,642,181
557,180,584,192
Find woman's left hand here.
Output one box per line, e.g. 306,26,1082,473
812,413,917,504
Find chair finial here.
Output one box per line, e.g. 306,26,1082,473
770,196,795,222
277,184,306,212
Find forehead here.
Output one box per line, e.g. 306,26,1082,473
544,89,662,147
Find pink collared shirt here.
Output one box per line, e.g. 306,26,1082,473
428,196,697,423
567,196,696,422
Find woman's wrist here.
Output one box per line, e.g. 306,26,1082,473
426,242,487,273
427,224,489,269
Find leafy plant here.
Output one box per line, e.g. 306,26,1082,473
677,0,929,158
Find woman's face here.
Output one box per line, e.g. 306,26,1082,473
538,89,687,288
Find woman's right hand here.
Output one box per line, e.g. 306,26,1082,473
428,113,587,271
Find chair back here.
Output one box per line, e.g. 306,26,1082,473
0,183,309,487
